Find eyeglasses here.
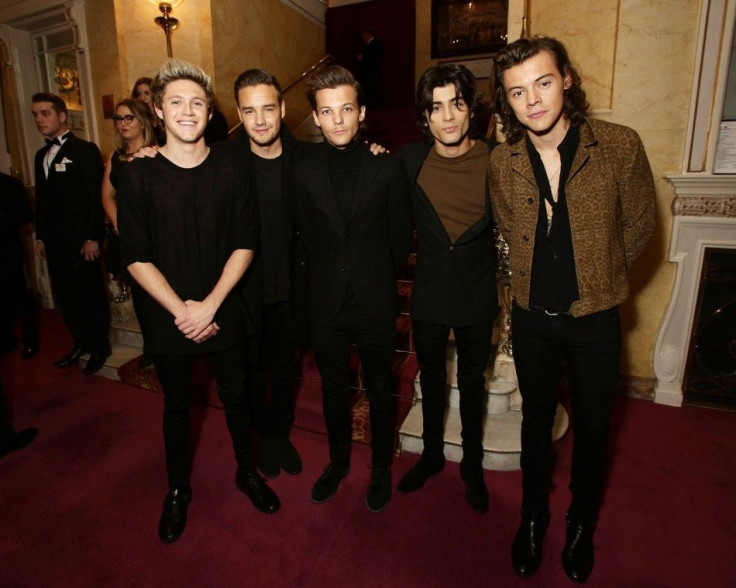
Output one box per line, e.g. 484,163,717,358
112,115,136,125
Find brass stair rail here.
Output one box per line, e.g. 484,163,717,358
227,54,336,136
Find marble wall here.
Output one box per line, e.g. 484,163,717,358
209,0,325,131
416,0,702,378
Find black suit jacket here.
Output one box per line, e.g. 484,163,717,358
292,141,412,325
230,125,313,358
34,132,104,248
398,139,499,326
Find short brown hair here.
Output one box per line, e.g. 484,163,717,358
233,69,283,104
306,65,364,111
31,92,67,116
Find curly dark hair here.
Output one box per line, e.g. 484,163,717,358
415,64,486,144
490,36,589,144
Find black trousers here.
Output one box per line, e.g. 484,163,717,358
45,242,109,354
0,259,38,352
412,317,494,469
247,301,296,437
512,304,621,520
152,343,251,490
0,377,15,446
311,302,396,469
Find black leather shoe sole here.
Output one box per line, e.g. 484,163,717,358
83,351,111,375
511,514,549,577
311,466,349,504
22,345,38,360
279,437,303,475
158,489,191,544
396,458,445,493
236,471,281,514
54,348,87,368
0,428,39,458
562,516,596,583
366,470,392,513
460,468,489,513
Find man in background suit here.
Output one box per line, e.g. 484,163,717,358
293,66,412,513
31,93,110,375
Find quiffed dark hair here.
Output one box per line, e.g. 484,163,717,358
31,92,67,115
415,64,485,144
306,65,365,110
490,36,589,144
233,69,283,104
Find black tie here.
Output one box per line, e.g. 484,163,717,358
45,137,61,148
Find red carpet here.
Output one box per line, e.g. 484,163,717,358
1,309,736,587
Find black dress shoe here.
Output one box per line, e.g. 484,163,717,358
366,466,392,513
512,512,550,577
236,468,280,514
54,347,87,368
460,464,489,513
311,463,349,504
83,350,111,375
397,454,445,493
22,343,39,360
158,487,192,543
278,436,303,475
0,428,39,458
257,436,281,478
562,513,597,583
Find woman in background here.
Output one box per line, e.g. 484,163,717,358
101,98,157,366
132,76,165,145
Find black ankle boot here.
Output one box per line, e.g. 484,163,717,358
511,511,549,577
158,487,192,543
561,512,597,583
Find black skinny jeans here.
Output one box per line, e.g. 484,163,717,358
153,343,251,490
311,302,396,470
247,301,296,437
512,304,621,520
412,317,494,470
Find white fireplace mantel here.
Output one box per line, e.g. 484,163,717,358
653,175,736,406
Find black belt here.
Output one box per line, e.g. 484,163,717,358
528,302,571,316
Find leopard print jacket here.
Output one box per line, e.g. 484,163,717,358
489,118,656,318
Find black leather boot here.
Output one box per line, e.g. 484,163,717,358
158,487,192,543
511,511,550,577
561,512,597,583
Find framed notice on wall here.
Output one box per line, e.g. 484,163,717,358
714,121,736,174
431,0,508,59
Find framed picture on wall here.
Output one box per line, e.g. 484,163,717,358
431,0,508,59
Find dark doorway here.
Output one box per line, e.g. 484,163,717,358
325,0,416,109
684,247,736,409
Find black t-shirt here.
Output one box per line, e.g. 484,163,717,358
118,145,257,354
252,153,291,304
